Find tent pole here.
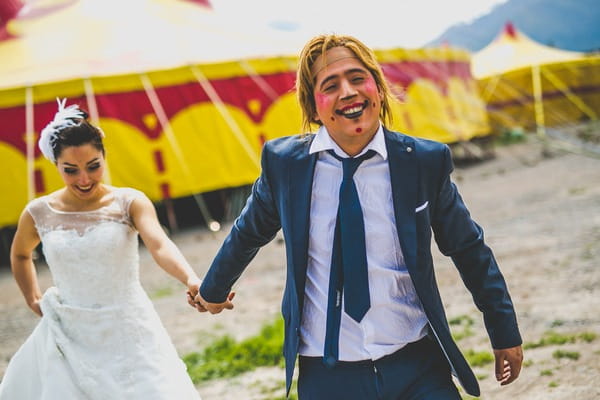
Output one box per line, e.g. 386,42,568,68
532,64,546,138
239,60,279,101
189,65,260,169
25,86,35,202
481,74,502,102
83,78,112,185
83,78,101,126
540,67,597,121
140,73,218,233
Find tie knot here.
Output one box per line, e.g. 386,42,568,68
328,149,376,178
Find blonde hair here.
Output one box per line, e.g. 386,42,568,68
296,34,395,133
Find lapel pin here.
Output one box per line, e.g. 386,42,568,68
406,146,412,152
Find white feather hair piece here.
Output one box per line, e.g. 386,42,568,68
39,98,86,163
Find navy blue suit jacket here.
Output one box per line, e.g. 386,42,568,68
200,128,522,397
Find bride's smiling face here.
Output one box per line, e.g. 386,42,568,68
56,144,106,201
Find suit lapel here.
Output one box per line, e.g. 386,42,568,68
288,136,318,300
385,129,419,275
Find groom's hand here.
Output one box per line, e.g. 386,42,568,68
193,291,235,314
494,345,523,386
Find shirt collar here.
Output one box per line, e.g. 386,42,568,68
308,123,387,160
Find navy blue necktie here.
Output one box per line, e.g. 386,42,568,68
323,149,376,368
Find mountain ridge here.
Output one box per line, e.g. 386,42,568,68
428,0,600,53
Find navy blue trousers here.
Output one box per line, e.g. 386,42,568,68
297,336,461,400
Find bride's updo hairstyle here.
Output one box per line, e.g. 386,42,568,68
39,98,105,164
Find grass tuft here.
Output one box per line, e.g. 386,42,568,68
524,330,597,349
552,350,580,360
464,349,494,367
184,317,285,383
524,331,576,349
449,314,475,341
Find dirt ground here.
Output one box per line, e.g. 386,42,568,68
1,135,599,399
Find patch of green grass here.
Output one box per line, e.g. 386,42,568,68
260,379,298,400
255,378,297,400
581,242,596,260
579,332,597,343
568,187,586,195
559,257,571,268
449,315,474,326
212,322,225,331
494,128,527,145
576,121,600,144
464,349,494,368
449,315,475,341
540,369,553,376
271,394,298,400
523,359,534,367
268,380,298,400
149,286,174,299
552,350,580,360
452,328,475,341
549,381,559,388
184,317,285,383
524,331,577,349
524,330,597,349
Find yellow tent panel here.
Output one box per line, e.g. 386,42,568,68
474,23,599,133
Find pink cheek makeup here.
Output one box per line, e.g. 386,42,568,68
316,92,336,122
315,93,330,109
364,77,380,109
363,77,378,96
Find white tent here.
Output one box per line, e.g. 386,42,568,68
472,22,583,79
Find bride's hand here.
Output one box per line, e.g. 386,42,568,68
28,299,43,317
186,277,202,309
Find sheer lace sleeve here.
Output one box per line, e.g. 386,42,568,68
114,187,148,229
25,196,51,236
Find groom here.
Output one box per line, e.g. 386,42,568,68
194,34,523,399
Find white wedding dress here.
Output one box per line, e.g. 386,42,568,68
0,188,201,400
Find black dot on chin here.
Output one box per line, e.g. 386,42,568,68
330,116,335,121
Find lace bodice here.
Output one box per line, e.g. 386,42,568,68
27,187,145,307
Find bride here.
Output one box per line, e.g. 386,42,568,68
0,99,202,399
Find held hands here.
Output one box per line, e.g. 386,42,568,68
187,289,235,314
493,345,523,386
185,276,203,309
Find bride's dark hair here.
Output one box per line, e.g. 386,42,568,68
52,109,105,162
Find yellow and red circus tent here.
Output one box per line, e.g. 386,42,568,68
473,22,600,134
0,0,489,229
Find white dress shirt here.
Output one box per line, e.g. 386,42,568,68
298,124,429,361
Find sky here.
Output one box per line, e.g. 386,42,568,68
210,0,509,49
1,0,514,87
